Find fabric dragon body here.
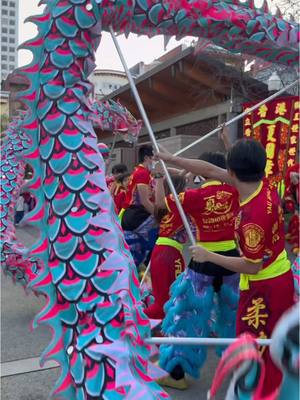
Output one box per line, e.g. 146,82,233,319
91,99,142,140
0,100,141,295
0,114,42,293
208,303,299,400
1,0,298,399
99,0,299,65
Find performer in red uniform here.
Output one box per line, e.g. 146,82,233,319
113,172,130,214
120,145,158,269
144,174,186,320
107,163,128,194
157,152,240,390
158,138,295,396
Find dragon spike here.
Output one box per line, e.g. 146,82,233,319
262,0,270,14
18,37,45,51
24,13,51,27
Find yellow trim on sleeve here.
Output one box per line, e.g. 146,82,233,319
240,181,263,206
240,249,291,291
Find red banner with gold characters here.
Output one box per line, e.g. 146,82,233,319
243,96,299,186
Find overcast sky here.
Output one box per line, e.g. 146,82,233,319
18,2,187,70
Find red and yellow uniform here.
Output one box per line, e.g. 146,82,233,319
144,196,185,320
173,181,239,248
123,164,152,209
235,179,294,397
114,188,126,214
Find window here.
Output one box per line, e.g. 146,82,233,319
3,1,8,5
2,37,7,42
1,46,7,52
9,20,15,25
9,1,15,6
2,55,7,61
9,47,14,52
2,27,7,33
2,64,7,70
9,10,15,17
9,55,14,61
9,38,15,43
2,10,8,15
9,28,14,34
2,18,8,25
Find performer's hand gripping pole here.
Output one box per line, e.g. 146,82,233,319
109,26,196,246
174,80,298,156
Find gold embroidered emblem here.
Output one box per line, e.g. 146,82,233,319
242,223,264,253
203,195,232,215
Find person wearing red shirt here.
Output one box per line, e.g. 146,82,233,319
158,138,295,396
120,145,158,269
144,174,186,320
106,163,128,194
157,152,240,390
113,172,130,214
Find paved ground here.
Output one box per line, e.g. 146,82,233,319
1,225,227,399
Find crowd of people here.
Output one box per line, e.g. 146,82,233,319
14,127,298,396
101,126,298,396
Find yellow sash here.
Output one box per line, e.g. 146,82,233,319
156,237,184,253
118,208,125,222
197,240,236,252
240,249,291,291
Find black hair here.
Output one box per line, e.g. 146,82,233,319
227,139,266,182
138,145,154,163
163,174,186,197
199,151,226,169
154,174,186,223
116,172,131,185
111,163,128,175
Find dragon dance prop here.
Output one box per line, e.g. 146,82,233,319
208,303,299,400
0,0,298,398
0,113,42,293
1,100,141,294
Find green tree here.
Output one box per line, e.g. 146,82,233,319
1,113,9,132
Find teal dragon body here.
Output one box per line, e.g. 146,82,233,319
0,0,298,398
0,100,140,294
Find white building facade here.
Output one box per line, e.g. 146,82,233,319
1,0,19,81
89,69,127,99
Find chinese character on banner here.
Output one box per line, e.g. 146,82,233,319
243,96,299,184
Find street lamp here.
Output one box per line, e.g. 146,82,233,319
267,71,283,92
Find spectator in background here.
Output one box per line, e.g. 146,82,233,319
15,194,25,225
